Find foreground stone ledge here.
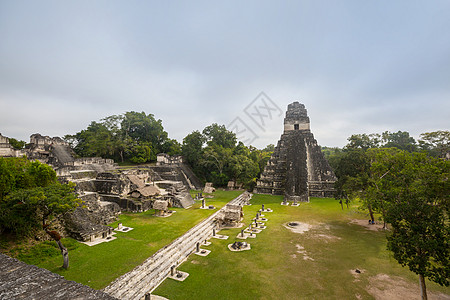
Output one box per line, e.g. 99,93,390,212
0,253,117,300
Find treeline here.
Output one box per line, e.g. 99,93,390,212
65,112,274,188
323,130,449,200
323,130,449,297
182,124,273,188
65,112,182,163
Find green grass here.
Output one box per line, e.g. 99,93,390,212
5,190,241,289
4,191,449,298
154,194,450,299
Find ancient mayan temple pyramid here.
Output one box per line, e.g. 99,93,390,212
256,102,336,202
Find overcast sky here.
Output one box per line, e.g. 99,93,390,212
0,1,449,148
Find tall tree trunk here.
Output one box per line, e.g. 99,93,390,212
368,203,375,223
419,274,428,300
56,240,69,269
44,226,69,269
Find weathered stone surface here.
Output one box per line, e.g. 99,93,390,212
216,204,244,227
0,253,117,300
256,102,336,202
203,182,215,193
64,193,120,242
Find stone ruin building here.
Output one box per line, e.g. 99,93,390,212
0,133,203,243
203,182,216,193
256,102,336,202
0,133,24,157
215,204,244,227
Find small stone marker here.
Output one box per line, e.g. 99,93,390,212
118,223,122,230
196,242,200,253
171,265,176,276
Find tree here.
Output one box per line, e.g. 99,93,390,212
68,121,114,158
346,133,381,150
228,154,259,187
370,150,449,299
200,145,232,177
8,138,26,150
418,130,450,158
121,111,168,152
202,123,236,148
2,183,81,269
66,111,174,163
0,158,80,269
182,130,205,167
127,142,155,163
162,138,182,156
0,157,57,200
331,149,374,218
381,131,417,152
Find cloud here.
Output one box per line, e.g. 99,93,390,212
0,1,449,147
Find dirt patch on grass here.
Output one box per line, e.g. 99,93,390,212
294,244,314,261
350,268,365,282
350,219,386,231
285,222,340,242
367,273,450,300
191,260,200,264
314,234,341,241
284,222,311,233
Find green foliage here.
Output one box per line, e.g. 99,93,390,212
8,138,26,150
202,123,237,148
332,143,449,294
321,146,342,161
345,131,417,152
127,142,155,163
182,130,205,167
381,131,417,152
0,157,57,200
346,133,382,150
66,111,174,163
418,130,450,158
0,182,81,237
369,150,449,287
0,157,80,237
182,125,272,188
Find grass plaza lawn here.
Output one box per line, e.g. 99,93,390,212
153,193,450,300
3,190,449,299
4,190,242,290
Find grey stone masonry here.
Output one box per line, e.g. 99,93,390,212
103,192,252,300
0,253,117,300
256,102,336,202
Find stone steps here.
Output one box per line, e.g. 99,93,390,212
103,192,250,299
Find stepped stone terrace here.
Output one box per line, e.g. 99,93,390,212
256,102,336,202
